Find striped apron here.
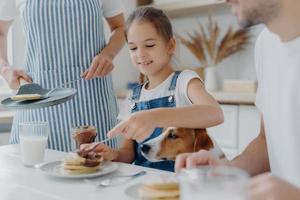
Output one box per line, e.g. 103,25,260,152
10,0,118,152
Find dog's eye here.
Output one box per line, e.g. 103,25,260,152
167,133,178,140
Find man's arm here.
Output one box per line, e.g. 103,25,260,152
229,117,270,176
82,14,126,79
102,13,126,60
0,20,31,89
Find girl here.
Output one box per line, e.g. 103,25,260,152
82,7,224,172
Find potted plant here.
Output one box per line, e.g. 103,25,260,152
177,16,250,91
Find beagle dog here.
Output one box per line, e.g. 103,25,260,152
141,127,224,162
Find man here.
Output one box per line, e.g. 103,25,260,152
175,0,300,199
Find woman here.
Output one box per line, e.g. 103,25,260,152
0,0,125,151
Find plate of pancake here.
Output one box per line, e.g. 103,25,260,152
125,175,180,200
38,153,118,178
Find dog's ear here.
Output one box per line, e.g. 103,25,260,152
193,129,214,152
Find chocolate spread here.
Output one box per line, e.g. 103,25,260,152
72,125,97,149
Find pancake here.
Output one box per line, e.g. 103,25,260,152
10,94,42,101
139,182,179,200
62,153,102,175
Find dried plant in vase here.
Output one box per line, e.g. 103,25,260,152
176,16,250,91
176,16,250,67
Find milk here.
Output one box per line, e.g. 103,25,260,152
20,135,48,167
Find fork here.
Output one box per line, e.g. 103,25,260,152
81,138,112,152
84,170,146,187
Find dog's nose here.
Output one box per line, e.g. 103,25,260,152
141,144,151,154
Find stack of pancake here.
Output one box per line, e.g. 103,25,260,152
139,182,179,200
63,149,103,174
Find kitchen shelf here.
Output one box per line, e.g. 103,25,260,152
152,0,230,18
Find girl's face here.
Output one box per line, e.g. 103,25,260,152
127,21,175,77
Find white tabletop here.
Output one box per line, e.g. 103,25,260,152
0,145,173,200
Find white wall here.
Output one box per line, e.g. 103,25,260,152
111,0,139,92
9,0,263,92
172,11,263,82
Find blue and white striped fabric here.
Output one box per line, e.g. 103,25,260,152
10,0,118,152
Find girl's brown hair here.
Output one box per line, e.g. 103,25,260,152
126,7,173,42
126,7,174,83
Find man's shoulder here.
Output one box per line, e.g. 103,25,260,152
256,27,279,47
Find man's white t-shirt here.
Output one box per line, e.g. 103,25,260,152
0,0,123,20
255,28,300,187
118,70,202,120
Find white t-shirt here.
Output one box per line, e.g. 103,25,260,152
255,28,300,187
118,70,202,120
0,0,123,21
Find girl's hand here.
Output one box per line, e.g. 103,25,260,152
80,142,119,161
81,52,114,80
248,173,300,200
1,66,32,90
107,111,157,142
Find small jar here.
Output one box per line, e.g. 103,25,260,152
71,125,97,150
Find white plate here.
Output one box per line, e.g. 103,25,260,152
38,161,118,178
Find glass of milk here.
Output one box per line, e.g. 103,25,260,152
179,166,249,200
19,122,49,167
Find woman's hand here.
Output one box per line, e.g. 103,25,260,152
81,52,114,80
175,150,223,172
80,142,119,161
107,110,157,142
248,173,300,200
1,66,32,90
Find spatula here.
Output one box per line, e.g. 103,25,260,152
10,78,79,101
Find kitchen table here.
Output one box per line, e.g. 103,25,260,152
0,145,173,200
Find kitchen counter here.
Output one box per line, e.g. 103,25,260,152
116,90,256,105
0,110,15,124
0,92,14,124
209,91,256,105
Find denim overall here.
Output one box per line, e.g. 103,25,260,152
130,71,181,172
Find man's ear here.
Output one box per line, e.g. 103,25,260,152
193,129,214,152
167,37,176,55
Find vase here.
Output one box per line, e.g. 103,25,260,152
204,66,218,91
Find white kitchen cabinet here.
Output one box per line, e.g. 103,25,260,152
208,105,238,149
208,104,261,160
0,133,10,146
238,105,261,152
